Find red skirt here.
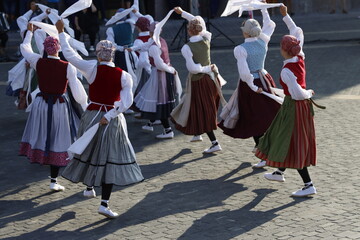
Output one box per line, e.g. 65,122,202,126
172,75,220,135
218,74,281,139
256,98,316,169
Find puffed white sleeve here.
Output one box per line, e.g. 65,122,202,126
281,68,312,100
106,27,124,52
67,63,88,110
104,71,133,121
181,44,211,74
259,8,276,44
17,10,33,38
20,31,41,69
59,32,98,84
234,45,259,92
283,14,304,58
149,45,175,74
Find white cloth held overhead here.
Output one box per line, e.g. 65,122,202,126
60,0,92,18
221,0,283,17
106,7,134,26
36,3,75,37
30,21,89,56
67,123,99,160
153,10,174,47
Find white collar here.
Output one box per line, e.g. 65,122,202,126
47,55,60,60
189,35,203,42
139,31,150,36
244,37,258,43
283,56,298,66
100,61,115,67
116,20,125,25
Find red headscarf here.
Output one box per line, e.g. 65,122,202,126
43,36,60,55
135,17,150,32
281,35,301,57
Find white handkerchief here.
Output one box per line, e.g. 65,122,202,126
221,0,282,17
67,123,99,160
61,0,92,18
106,7,134,26
153,10,174,47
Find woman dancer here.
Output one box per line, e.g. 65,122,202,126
218,6,281,167
255,5,317,197
56,20,144,218
134,22,179,138
19,23,88,192
171,7,225,153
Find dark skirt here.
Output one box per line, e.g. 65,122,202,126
218,74,281,139
141,72,176,120
172,74,220,135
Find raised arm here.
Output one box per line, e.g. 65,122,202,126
17,10,34,38
181,44,211,74
149,44,175,74
20,26,41,70
259,8,276,44
281,5,304,57
234,45,260,92
104,71,134,121
174,7,212,41
56,20,97,83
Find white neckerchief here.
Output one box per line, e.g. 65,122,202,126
47,55,60,60
244,37,258,43
189,35,203,43
139,31,150,36
283,56,299,66
99,61,115,67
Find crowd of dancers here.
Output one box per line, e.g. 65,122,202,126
9,0,321,219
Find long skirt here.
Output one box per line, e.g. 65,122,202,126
62,110,144,187
130,69,150,111
218,74,281,139
134,68,176,120
172,75,220,135
19,95,79,166
255,96,316,169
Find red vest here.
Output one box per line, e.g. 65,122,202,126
149,38,171,67
137,35,150,43
280,56,306,96
36,58,69,95
135,35,151,57
88,65,123,112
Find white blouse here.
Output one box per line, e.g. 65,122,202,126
17,10,48,39
280,14,311,101
131,31,152,73
148,44,175,74
20,31,88,111
181,35,212,74
234,8,275,92
59,32,134,121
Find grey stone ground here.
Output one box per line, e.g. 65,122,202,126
0,9,360,240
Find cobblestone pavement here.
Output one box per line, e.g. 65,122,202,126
0,10,360,240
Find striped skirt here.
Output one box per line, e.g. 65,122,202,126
62,110,144,187
172,74,220,135
255,96,316,169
